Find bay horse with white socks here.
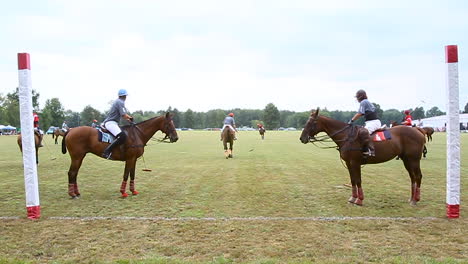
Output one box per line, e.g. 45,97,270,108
300,109,426,206
62,113,178,198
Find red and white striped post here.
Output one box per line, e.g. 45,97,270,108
445,45,460,218
18,53,41,219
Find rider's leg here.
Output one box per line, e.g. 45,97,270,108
102,132,126,159
363,120,380,156
102,121,125,159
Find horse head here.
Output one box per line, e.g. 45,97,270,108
162,112,179,143
300,108,321,144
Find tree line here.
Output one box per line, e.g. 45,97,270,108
1,88,466,131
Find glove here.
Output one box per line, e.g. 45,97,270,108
347,119,354,125
129,116,134,122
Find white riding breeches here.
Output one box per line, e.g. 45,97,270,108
365,119,382,134
221,125,236,132
103,121,121,137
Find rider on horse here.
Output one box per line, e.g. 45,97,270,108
221,113,238,141
402,110,413,126
33,112,43,147
348,89,381,156
101,89,134,159
62,121,69,132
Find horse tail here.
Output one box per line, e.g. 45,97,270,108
61,131,68,154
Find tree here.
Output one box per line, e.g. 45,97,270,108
263,103,280,129
183,109,195,128
412,107,425,120
81,105,102,126
464,102,468,113
426,106,445,118
41,98,65,129
0,88,41,127
64,110,81,127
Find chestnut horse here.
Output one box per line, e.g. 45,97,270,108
222,126,234,158
61,113,178,198
300,109,426,206
52,128,65,144
390,121,428,158
17,132,41,164
259,126,266,140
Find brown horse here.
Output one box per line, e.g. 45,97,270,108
259,126,266,140
422,127,434,141
222,126,234,158
52,128,65,144
61,113,178,198
390,121,428,158
300,109,426,206
17,132,41,164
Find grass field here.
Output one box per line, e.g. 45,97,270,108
0,130,466,263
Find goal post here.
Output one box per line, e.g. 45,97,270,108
18,53,41,219
445,45,460,218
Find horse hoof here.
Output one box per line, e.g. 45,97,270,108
121,192,128,198
348,196,357,203
132,191,139,195
409,200,417,206
70,196,79,199
354,198,363,206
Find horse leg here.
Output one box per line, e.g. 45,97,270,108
67,156,84,198
347,162,363,205
423,145,427,158
229,142,233,158
223,141,229,159
128,159,139,195
401,157,418,205
35,148,39,165
120,160,134,198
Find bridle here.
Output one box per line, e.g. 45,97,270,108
305,118,359,150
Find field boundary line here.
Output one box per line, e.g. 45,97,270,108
0,216,440,221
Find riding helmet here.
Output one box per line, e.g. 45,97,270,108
118,89,128,97
229,113,234,117
404,110,411,115
355,89,367,102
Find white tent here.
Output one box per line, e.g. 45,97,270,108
416,114,468,131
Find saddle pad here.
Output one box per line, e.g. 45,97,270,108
97,130,114,143
373,130,392,142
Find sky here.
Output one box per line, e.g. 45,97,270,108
0,0,467,113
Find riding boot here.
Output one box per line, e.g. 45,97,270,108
359,129,374,157
102,132,126,159
232,131,237,140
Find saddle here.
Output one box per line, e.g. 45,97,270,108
97,128,115,143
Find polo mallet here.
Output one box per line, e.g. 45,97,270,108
141,155,152,172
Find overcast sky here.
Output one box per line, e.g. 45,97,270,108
1,0,467,113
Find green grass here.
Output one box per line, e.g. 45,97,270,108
0,131,466,263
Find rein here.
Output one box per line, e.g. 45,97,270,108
309,124,357,150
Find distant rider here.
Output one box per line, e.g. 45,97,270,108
101,89,133,159
61,121,69,132
221,113,238,141
402,110,413,127
33,112,43,147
